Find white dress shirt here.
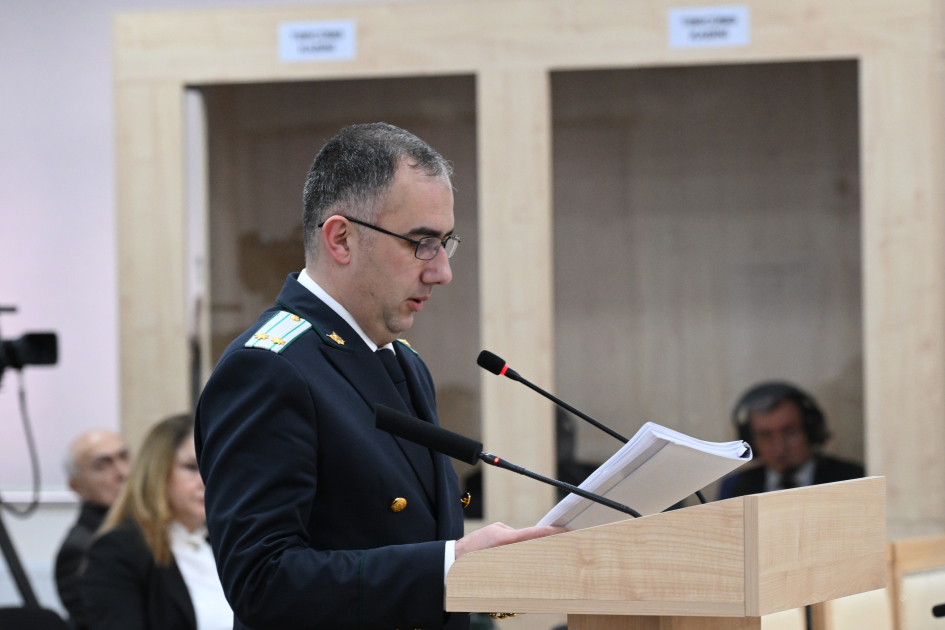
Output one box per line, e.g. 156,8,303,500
297,269,457,582
764,457,816,492
168,521,233,630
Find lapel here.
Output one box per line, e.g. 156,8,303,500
811,456,827,485
165,559,197,630
274,274,437,505
396,344,460,541
396,344,436,425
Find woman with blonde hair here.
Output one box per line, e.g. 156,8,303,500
81,414,232,630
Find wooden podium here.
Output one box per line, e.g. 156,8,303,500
447,477,886,630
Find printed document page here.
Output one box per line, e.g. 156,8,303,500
537,422,751,528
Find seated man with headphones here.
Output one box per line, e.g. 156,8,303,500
718,381,864,499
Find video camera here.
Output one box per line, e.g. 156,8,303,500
0,305,58,612
0,306,57,385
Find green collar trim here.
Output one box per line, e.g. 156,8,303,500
396,338,419,356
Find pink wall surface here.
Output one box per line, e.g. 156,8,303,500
0,0,411,497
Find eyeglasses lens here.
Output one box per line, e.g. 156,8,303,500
415,238,440,260
415,236,460,260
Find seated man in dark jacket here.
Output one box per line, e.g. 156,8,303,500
718,381,863,499
55,430,130,629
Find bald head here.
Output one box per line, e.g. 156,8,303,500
65,430,130,508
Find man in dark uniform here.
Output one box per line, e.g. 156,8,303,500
55,429,130,629
196,123,562,630
718,381,864,499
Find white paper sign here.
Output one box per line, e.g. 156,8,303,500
279,21,356,62
668,6,750,48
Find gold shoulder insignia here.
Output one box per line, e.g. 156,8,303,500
244,311,312,354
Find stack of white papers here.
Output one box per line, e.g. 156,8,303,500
537,422,751,529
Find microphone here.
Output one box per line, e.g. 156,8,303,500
477,350,708,506
477,350,628,443
376,402,483,465
375,404,641,519
934,604,945,618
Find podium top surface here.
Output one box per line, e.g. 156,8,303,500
446,477,886,617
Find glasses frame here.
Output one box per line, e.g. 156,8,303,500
318,215,460,260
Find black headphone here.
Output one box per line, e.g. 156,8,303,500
731,381,829,447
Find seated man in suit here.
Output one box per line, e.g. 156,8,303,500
197,123,564,630
55,429,130,629
718,381,864,499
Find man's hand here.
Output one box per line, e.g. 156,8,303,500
454,523,568,559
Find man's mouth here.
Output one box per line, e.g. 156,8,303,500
407,296,429,312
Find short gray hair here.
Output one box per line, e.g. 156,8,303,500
301,123,452,259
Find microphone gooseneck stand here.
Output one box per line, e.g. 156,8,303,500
375,404,642,519
477,350,709,505
0,498,40,609
479,452,642,518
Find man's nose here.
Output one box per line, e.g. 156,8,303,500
422,247,452,285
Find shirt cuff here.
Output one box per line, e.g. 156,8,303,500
443,540,456,585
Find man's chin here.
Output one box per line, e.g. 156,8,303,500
384,313,414,337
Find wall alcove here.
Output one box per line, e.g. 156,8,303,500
196,76,483,489
551,62,863,488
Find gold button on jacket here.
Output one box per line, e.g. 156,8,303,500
390,498,407,512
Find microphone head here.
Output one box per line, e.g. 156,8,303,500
477,350,507,375
375,405,483,465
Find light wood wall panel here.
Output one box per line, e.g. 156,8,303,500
478,69,555,527
116,81,190,449
552,62,863,473
114,1,935,85
862,52,945,538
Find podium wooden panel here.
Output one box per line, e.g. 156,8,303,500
888,533,945,630
447,478,885,628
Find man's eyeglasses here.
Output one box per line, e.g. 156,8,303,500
318,216,460,260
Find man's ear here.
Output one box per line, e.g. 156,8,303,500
68,478,81,494
320,216,354,266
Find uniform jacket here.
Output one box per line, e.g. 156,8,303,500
196,274,467,630
56,502,108,630
717,454,865,500
80,520,197,630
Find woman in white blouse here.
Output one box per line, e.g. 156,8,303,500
81,414,233,630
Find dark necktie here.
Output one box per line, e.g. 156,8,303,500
376,347,435,507
376,348,417,416
780,467,799,490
